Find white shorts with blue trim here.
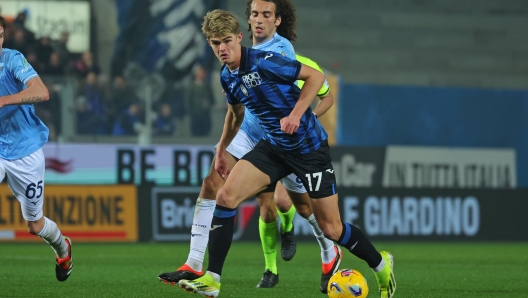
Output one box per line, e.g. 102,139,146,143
0,148,45,221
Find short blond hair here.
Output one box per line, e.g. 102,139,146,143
202,9,240,40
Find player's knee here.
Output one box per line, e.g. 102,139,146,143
260,206,277,222
289,197,312,218
320,224,341,242
26,226,40,235
216,187,237,209
273,192,289,207
200,174,221,199
295,205,312,218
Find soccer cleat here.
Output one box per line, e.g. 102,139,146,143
55,236,73,282
256,269,279,288
158,264,203,285
320,245,343,293
374,251,396,298
178,272,220,297
280,224,296,261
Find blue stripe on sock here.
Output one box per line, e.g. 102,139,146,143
214,207,236,218
338,222,352,246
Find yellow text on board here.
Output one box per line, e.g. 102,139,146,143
0,185,138,242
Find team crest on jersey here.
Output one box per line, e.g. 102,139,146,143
281,51,287,57
240,85,248,96
241,71,262,88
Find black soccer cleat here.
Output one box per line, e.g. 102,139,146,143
158,264,203,285
280,224,297,261
256,269,279,288
55,236,73,282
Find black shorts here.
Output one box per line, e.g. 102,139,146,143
242,140,337,198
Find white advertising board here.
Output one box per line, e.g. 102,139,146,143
382,146,516,188
1,1,90,53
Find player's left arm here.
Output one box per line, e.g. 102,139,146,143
281,64,324,134
0,77,50,108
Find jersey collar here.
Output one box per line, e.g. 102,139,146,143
253,32,279,50
238,46,249,77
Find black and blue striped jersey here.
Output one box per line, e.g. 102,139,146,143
220,47,328,154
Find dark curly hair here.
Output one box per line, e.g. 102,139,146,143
0,16,6,31
245,0,297,44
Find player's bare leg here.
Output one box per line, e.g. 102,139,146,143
256,191,280,288
159,153,238,285
30,216,72,281
284,187,342,293
273,182,297,261
179,160,271,296
311,195,396,298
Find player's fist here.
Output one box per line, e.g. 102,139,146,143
214,152,231,180
280,116,299,134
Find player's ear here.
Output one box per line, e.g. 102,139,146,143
275,15,281,27
237,32,243,43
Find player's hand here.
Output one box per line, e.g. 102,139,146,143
280,116,300,134
215,151,231,180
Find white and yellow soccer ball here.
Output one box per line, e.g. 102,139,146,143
327,269,369,298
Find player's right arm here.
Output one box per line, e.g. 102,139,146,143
215,102,245,179
281,63,324,134
0,51,50,108
295,55,334,118
217,103,245,152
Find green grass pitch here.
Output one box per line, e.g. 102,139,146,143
1,242,527,297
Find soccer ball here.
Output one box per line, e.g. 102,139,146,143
327,269,369,298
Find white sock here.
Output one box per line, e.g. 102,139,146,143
373,257,386,272
207,271,221,283
38,217,69,258
186,198,216,272
306,214,336,264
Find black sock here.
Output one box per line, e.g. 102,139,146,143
337,222,382,268
207,205,236,275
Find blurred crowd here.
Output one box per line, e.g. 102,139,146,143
3,12,216,140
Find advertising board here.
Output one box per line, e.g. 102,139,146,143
1,0,90,53
0,185,137,242
145,186,528,242
382,146,516,188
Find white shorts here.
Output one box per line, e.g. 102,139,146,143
223,131,306,194
0,149,45,221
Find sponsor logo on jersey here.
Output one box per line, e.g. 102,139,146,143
241,71,262,88
241,85,249,96
19,66,32,74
